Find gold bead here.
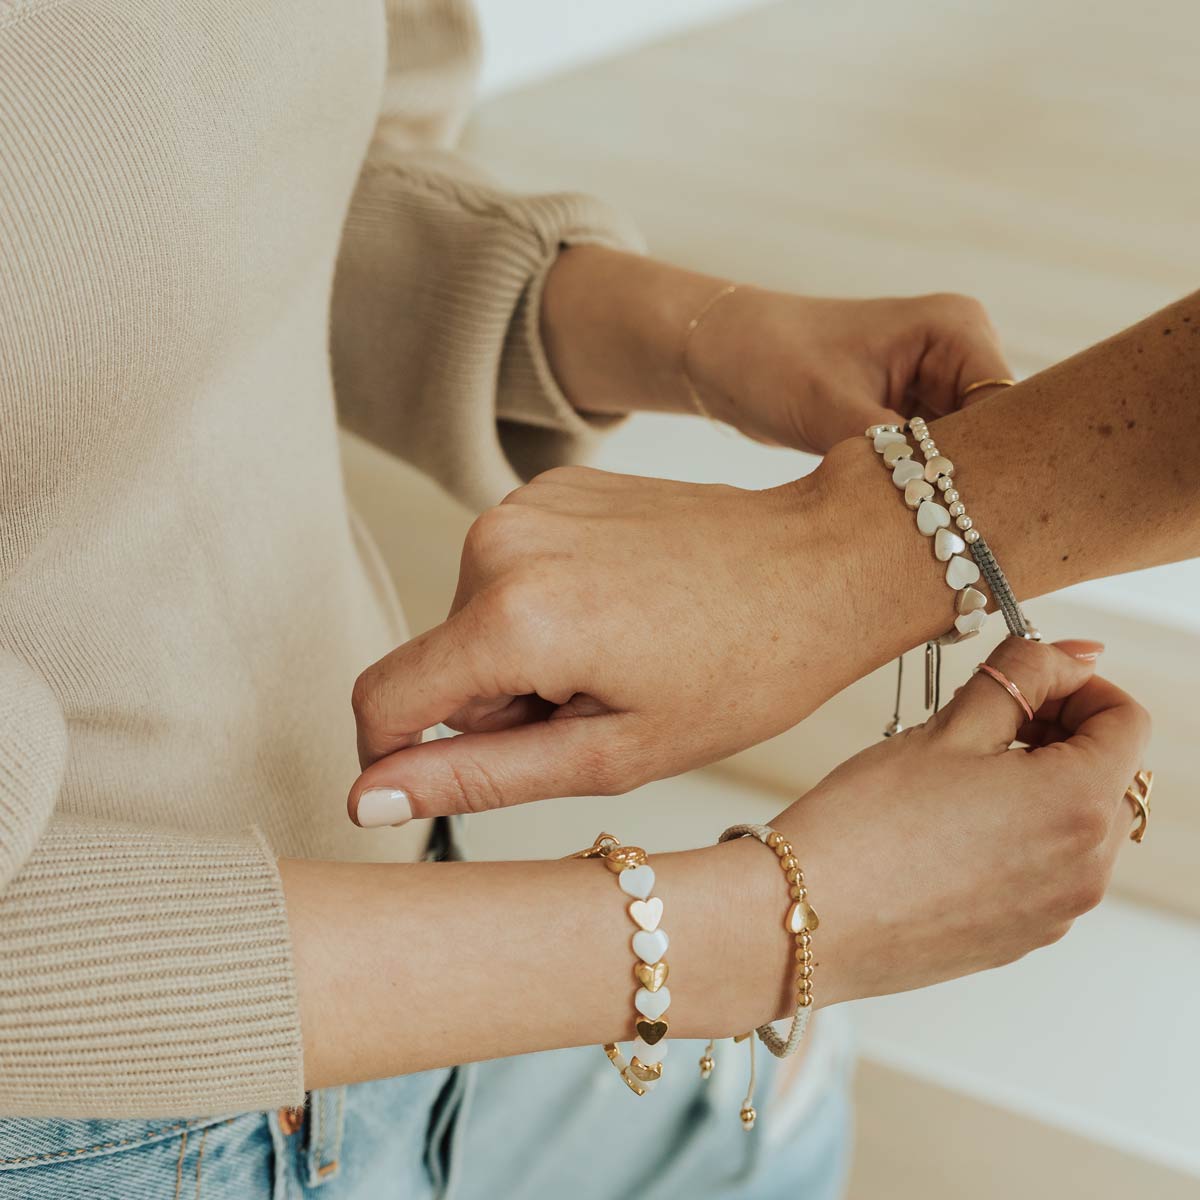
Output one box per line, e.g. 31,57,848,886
790,885,803,899
775,841,792,858
740,1105,757,1130
800,995,813,1007
781,855,798,872
799,933,812,947
766,832,785,848
798,965,814,979
699,1055,714,1079
785,868,802,884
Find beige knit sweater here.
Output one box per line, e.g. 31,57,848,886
0,0,639,1117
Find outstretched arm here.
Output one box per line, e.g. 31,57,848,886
347,290,1198,817
289,641,1145,1090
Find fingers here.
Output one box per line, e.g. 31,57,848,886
913,293,1012,418
347,711,642,824
932,637,1103,752
1035,673,1151,792
351,603,530,769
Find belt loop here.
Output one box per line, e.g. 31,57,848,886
303,1086,346,1187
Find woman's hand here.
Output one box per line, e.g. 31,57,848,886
348,467,854,823
775,637,1150,1007
540,245,1011,452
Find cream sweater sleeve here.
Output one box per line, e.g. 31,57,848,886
331,0,645,510
0,656,303,1118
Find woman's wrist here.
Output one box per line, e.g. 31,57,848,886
539,243,730,418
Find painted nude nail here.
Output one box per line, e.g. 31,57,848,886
356,788,412,827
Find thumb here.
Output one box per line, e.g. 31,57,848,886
347,712,639,824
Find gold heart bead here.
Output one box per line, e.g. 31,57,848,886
635,1018,669,1046
787,899,819,934
628,1057,663,1083
634,961,669,992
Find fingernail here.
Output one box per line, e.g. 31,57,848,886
356,788,412,827
1054,639,1106,662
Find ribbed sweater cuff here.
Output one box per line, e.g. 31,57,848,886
0,817,304,1117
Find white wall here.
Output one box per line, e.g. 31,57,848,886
474,0,772,97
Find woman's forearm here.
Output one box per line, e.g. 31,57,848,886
280,838,791,1090
811,289,1200,679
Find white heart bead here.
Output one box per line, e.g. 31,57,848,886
916,500,951,535
866,423,902,438
934,527,965,561
618,865,655,900
954,609,987,635
891,459,924,487
882,441,914,466
956,586,987,614
632,1037,668,1064
873,430,907,452
945,555,981,589
629,897,663,931
635,986,672,1020
632,929,669,965
903,479,934,509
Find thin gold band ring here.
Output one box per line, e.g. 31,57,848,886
960,377,1017,400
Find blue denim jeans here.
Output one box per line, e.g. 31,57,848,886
0,1044,850,1199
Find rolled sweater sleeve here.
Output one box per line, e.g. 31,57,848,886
0,656,303,1118
330,1,645,511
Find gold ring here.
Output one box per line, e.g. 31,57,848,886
960,378,1017,400
1125,769,1153,843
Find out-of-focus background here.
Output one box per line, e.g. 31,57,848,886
342,2,1200,1195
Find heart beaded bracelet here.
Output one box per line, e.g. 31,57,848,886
867,421,1038,728
568,832,670,1095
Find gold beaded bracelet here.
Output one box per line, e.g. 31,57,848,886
567,832,670,1096
704,823,818,1130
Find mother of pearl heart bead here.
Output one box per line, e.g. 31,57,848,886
628,897,663,931
892,459,925,487
916,500,951,535
873,430,907,451
632,1036,668,1065
934,526,966,561
903,479,934,509
945,555,981,589
954,609,987,635
618,864,655,900
882,441,914,466
956,586,987,614
632,928,669,965
634,985,672,1021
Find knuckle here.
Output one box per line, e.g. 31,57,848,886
1060,861,1108,917
929,290,989,323
529,464,591,489
1064,793,1109,851
350,668,379,722
1039,919,1075,949
463,506,515,561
